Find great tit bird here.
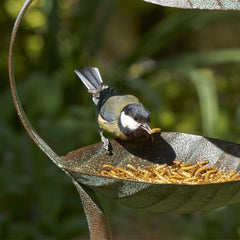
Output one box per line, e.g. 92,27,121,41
74,67,152,151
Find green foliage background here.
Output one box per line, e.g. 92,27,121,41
1,0,240,239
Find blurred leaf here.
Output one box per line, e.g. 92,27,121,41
123,11,196,67
8,222,42,239
143,0,240,10
20,72,63,117
187,68,219,137
58,214,88,237
155,49,240,69
119,11,240,72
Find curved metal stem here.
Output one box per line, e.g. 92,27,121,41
8,1,111,239
8,0,62,167
73,181,112,240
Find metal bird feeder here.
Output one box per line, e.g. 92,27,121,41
8,0,240,239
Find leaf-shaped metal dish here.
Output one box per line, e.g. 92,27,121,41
61,132,240,213
143,0,240,10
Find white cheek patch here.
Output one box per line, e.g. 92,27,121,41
120,112,140,130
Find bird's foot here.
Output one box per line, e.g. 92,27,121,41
99,128,113,155
102,138,113,155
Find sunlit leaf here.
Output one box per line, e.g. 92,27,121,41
143,0,240,10
187,68,219,137
61,132,240,213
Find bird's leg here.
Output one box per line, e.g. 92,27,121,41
98,128,112,154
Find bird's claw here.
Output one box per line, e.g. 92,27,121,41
99,128,113,155
102,138,112,155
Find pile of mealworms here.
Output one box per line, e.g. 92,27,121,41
100,160,240,184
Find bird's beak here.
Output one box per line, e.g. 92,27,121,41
140,123,152,133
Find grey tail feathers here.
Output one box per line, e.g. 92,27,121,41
74,67,107,105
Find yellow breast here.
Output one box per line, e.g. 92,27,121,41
97,94,140,140
98,114,127,139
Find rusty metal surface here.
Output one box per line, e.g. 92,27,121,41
61,132,240,213
143,0,240,10
72,181,112,240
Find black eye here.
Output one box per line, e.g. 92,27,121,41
134,117,138,121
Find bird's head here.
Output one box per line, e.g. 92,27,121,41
119,103,151,137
